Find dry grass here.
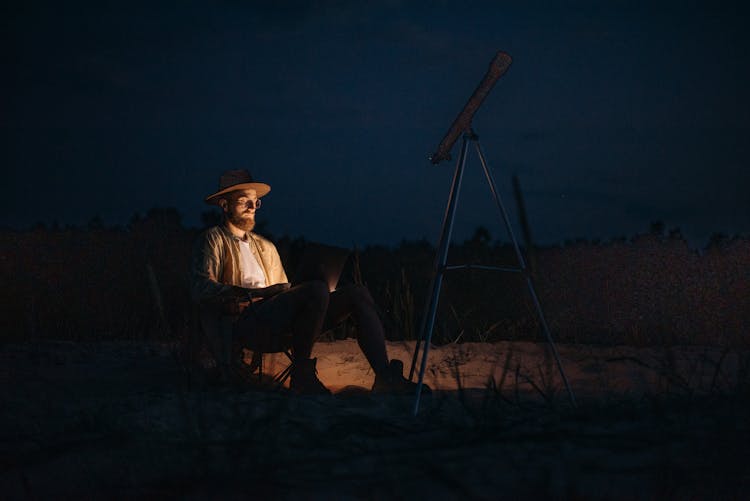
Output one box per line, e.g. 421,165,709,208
3,219,750,497
3,222,748,351
3,340,750,498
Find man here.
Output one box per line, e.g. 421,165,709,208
191,169,426,395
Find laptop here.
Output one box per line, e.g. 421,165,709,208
292,243,351,292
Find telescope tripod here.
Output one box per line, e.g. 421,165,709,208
409,128,576,415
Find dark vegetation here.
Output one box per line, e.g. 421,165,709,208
3,210,750,498
2,208,748,349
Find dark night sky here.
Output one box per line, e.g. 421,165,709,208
3,1,749,248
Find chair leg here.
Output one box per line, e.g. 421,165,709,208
243,349,294,389
273,350,295,389
274,365,293,387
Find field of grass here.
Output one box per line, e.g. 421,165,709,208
2,211,747,349
1,339,749,498
2,213,749,497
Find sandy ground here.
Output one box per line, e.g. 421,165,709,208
1,339,749,498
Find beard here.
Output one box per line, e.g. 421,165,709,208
226,212,256,232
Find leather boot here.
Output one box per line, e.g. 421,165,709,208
290,357,331,395
371,359,431,395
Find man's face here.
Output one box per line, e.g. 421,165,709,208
221,188,259,232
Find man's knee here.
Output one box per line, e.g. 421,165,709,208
300,280,330,310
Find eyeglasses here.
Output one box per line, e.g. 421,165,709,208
234,198,262,209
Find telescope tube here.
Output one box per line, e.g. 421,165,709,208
429,51,512,164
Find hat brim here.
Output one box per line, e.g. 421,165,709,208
204,182,271,205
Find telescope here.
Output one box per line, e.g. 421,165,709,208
429,51,512,164
411,51,576,415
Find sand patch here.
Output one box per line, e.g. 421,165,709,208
1,340,748,498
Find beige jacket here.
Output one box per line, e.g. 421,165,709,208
191,224,288,304
191,225,288,361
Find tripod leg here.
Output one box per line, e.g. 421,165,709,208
412,133,471,415
409,274,433,381
474,141,528,269
474,140,577,407
523,275,576,406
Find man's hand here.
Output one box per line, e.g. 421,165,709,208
248,282,291,299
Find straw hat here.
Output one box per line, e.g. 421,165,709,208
204,170,271,205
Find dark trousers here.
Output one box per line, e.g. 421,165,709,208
233,281,389,374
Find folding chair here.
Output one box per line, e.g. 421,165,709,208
227,298,294,388
194,302,332,389
247,347,294,387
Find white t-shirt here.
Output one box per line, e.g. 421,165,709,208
238,239,267,288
